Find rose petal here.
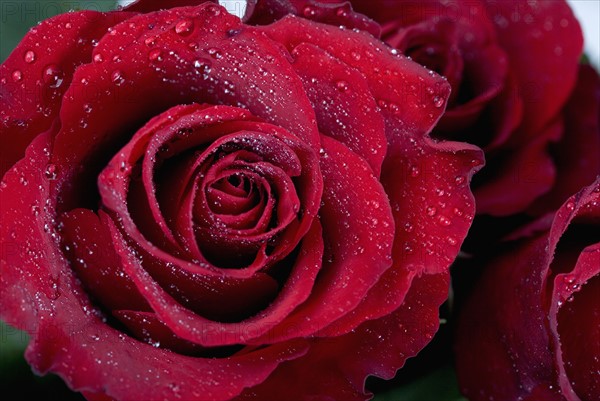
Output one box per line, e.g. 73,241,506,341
240,273,449,400
260,15,452,146
104,212,324,346
527,64,600,215
290,42,387,176
27,294,308,401
474,119,561,215
456,179,600,401
250,135,395,343
249,0,380,37
60,209,150,312
0,10,134,178
483,0,583,137
49,4,320,210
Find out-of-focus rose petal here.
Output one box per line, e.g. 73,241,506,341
483,0,583,138
527,64,600,215
456,180,600,401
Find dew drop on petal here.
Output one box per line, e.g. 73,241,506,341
438,215,451,226
433,96,444,108
175,18,194,35
44,164,57,180
12,70,23,82
43,64,64,88
24,50,36,63
148,49,162,61
303,6,316,17
111,70,125,85
335,80,349,92
336,8,348,17
93,53,104,63
144,37,156,47
206,48,222,59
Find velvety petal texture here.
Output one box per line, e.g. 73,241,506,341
456,179,600,401
1,2,482,400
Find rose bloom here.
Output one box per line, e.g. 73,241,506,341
0,1,482,400
455,179,600,401
275,0,599,217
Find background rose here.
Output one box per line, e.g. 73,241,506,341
455,179,600,401
0,1,482,400
261,0,598,217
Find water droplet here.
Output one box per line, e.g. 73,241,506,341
24,50,36,63
433,96,444,108
193,59,211,75
336,8,348,17
455,175,465,185
206,48,222,59
565,201,575,211
438,216,451,226
175,18,194,35
426,206,437,216
188,42,199,50
144,37,156,47
93,53,104,63
31,205,40,216
335,80,349,92
43,64,64,88
303,6,316,17
404,222,414,232
83,103,92,113
44,164,57,180
65,22,72,29
351,51,361,61
410,166,420,177
447,236,457,245
111,70,124,85
12,70,23,82
148,49,162,61
207,5,221,15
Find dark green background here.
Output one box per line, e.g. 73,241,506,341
0,1,466,399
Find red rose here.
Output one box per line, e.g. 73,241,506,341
0,2,482,400
455,179,600,401
277,0,596,217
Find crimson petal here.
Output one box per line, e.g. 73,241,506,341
0,10,134,178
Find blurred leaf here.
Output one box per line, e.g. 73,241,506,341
0,320,29,371
0,321,84,400
373,365,467,401
0,0,117,61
